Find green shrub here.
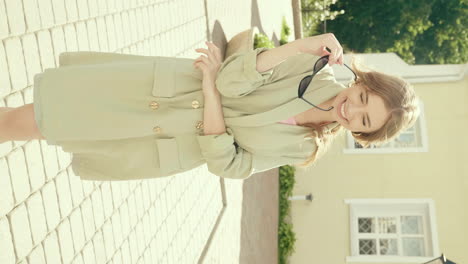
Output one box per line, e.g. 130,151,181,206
279,221,297,264
254,33,275,49
278,165,297,264
254,17,291,48
280,16,291,45
279,165,295,222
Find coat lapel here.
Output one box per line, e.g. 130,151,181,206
225,78,346,127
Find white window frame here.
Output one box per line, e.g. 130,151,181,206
344,199,440,263
343,101,429,154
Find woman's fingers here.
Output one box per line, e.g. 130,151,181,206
337,56,343,66
330,48,337,64
321,33,343,65
195,61,205,68
330,34,343,65
193,42,222,78
321,46,331,57
197,42,222,63
195,48,211,58
196,55,209,64
329,47,343,65
193,57,207,70
194,61,206,72
334,43,343,65
206,42,222,62
195,48,217,64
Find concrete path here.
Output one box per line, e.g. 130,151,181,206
0,0,293,263
239,168,280,264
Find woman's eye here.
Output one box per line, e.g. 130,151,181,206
360,93,363,103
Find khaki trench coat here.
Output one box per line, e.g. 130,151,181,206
33,48,345,181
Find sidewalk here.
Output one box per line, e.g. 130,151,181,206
0,0,293,263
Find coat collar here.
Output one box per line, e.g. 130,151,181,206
225,78,346,127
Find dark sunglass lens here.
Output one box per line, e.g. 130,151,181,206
314,57,328,72
299,76,312,96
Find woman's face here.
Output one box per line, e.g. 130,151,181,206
331,83,391,133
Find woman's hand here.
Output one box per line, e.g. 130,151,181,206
193,41,223,93
299,33,344,66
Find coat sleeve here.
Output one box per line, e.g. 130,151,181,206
215,47,274,98
196,127,315,179
215,47,331,98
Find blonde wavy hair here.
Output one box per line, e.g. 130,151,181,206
296,56,420,168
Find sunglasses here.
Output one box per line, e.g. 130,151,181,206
298,55,357,111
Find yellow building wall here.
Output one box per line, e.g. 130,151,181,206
289,76,468,264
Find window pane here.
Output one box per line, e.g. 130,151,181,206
359,239,376,255
401,216,423,234
394,136,417,147
405,125,416,133
379,141,393,148
398,133,416,143
358,217,375,233
378,217,397,233
402,238,426,256
380,239,398,255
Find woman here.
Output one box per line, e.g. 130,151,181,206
0,33,419,181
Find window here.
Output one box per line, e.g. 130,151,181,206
345,199,440,263
343,101,428,154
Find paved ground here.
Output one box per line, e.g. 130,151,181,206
239,168,279,264
0,0,293,263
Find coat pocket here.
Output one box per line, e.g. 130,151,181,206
152,57,176,97
156,138,182,175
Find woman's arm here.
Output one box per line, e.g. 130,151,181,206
255,33,345,73
202,87,226,136
193,41,226,136
255,38,303,73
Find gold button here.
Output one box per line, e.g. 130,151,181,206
149,101,159,109
153,126,161,133
196,121,204,129
192,100,200,109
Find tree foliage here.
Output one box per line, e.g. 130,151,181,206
325,0,468,64
301,0,345,37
